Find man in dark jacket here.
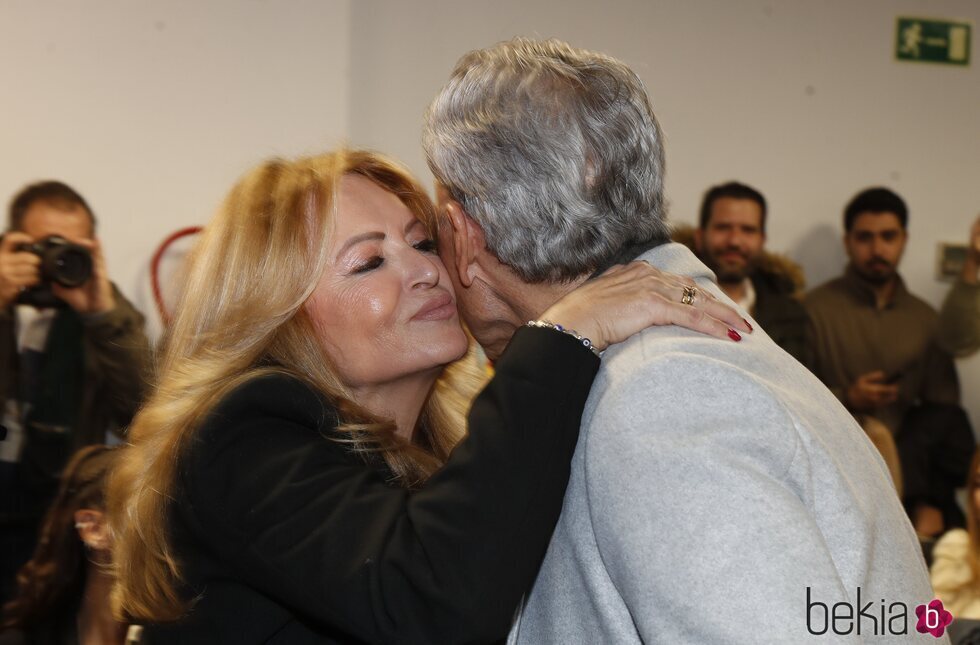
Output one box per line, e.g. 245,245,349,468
693,181,812,366
805,187,967,538
0,181,152,602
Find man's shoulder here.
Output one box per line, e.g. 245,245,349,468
594,327,722,382
579,337,806,511
107,282,145,319
80,282,146,331
751,270,808,321
804,275,849,308
587,332,802,439
899,284,940,318
751,253,805,298
751,270,795,298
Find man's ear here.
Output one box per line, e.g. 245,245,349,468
74,509,111,552
443,200,488,288
693,228,704,252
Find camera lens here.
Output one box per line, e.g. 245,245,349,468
52,247,93,287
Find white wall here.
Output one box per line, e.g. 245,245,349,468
0,0,351,339
349,0,980,429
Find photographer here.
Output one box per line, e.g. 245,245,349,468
0,181,151,604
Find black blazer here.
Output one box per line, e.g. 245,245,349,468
142,327,599,644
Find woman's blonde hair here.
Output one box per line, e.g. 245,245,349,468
108,149,485,622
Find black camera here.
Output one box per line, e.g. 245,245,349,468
16,235,93,308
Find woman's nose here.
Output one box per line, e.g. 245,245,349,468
408,251,440,289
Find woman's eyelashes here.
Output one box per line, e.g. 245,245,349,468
351,256,383,274
349,238,437,275
413,238,437,254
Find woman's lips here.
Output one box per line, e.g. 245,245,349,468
412,292,457,321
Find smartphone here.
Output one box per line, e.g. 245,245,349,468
883,371,904,385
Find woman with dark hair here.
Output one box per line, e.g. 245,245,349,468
109,149,747,643
0,445,132,644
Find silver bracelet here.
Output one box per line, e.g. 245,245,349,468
526,319,602,358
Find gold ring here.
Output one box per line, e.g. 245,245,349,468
681,285,697,306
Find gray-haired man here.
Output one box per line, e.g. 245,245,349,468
424,38,939,643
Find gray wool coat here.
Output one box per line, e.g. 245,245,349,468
508,244,942,644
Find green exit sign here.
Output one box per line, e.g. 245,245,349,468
896,17,972,66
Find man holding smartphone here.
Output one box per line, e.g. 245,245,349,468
805,188,967,538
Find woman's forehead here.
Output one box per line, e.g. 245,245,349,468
332,175,421,242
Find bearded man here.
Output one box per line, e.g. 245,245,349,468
694,181,810,365
806,187,966,538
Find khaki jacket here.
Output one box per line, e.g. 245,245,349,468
0,285,152,450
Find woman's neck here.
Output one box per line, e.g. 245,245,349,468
351,370,439,443
76,564,127,645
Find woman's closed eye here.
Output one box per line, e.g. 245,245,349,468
352,256,384,274
349,239,436,274
413,238,437,254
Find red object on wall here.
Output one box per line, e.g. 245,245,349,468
151,226,202,325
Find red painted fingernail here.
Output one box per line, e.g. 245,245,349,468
743,318,753,332
728,328,742,342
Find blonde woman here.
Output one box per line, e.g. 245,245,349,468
109,150,746,644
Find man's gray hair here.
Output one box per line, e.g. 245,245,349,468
423,37,668,283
